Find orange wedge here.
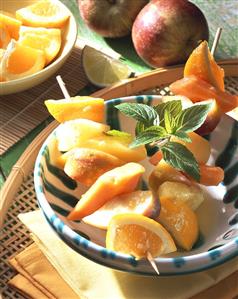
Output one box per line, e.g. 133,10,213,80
19,26,61,65
16,0,70,28
0,13,22,40
106,213,176,259
184,41,224,90
1,40,45,81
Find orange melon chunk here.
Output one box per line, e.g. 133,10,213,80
67,162,145,220
170,75,238,113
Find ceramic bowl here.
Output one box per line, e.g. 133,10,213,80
34,95,238,276
0,0,77,95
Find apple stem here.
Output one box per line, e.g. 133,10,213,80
211,27,222,56
56,75,71,100
147,252,160,275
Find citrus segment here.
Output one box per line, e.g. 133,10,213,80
45,96,104,123
82,46,132,87
0,13,22,40
83,191,160,229
184,41,224,90
19,26,61,65
67,163,145,220
106,214,176,258
157,197,199,251
0,40,45,81
16,0,70,28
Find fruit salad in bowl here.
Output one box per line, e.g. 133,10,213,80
34,42,238,275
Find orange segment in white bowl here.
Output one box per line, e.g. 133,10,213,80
16,0,70,28
106,213,177,259
0,25,11,49
0,39,46,81
0,12,22,40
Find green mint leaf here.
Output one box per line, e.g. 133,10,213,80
129,126,167,148
135,121,145,135
175,102,212,133
161,141,200,181
172,131,192,143
154,100,182,126
164,109,177,134
116,103,159,127
105,130,132,140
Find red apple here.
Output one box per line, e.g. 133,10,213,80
195,99,222,135
78,0,148,38
132,0,209,67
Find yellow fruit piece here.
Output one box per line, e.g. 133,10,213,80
184,41,224,90
157,197,199,251
158,181,205,211
16,0,70,28
82,45,132,87
78,133,147,163
0,13,22,40
0,40,45,81
149,159,191,194
19,26,61,65
45,96,104,123
83,190,160,230
106,213,176,259
56,119,110,152
67,163,145,220
0,24,11,49
63,147,124,187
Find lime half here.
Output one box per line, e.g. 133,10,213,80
82,46,132,87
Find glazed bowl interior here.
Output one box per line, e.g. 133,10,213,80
34,95,238,276
0,0,77,95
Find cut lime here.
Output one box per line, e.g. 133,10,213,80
82,46,132,87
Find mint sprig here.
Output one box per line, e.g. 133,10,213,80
116,100,211,181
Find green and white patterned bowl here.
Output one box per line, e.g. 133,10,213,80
34,95,238,275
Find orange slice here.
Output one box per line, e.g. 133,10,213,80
19,26,61,65
1,40,45,81
156,197,199,251
106,213,176,259
16,0,70,28
0,13,22,40
184,41,224,90
45,96,104,123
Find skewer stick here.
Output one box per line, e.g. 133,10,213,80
211,27,222,56
56,75,71,100
147,252,160,275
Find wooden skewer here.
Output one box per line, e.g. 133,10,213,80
147,252,160,275
211,27,222,56
56,75,71,100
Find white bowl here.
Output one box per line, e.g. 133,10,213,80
34,95,238,275
0,0,77,95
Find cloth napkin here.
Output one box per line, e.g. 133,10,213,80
8,210,238,299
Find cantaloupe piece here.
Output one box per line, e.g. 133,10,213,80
67,162,145,220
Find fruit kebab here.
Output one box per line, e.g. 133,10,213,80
169,30,238,135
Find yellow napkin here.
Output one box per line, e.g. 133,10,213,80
15,210,237,299
8,243,78,299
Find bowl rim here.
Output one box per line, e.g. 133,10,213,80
34,95,238,276
0,0,78,87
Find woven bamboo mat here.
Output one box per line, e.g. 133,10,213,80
0,40,89,155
